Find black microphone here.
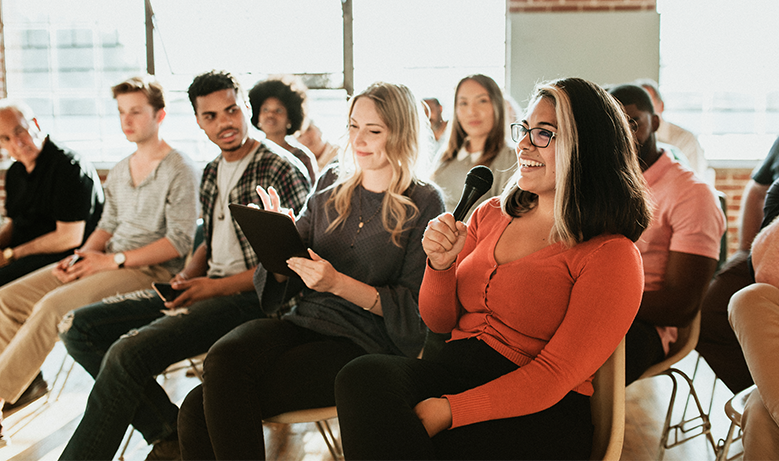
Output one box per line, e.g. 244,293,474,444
452,165,494,221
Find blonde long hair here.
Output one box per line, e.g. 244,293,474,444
325,82,425,246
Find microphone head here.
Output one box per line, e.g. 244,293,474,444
464,165,494,194
452,166,495,222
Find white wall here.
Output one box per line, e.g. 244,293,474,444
507,11,660,108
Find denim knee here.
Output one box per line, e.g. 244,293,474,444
58,310,76,339
100,330,150,374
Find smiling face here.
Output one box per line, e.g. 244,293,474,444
195,88,249,153
516,97,557,199
348,97,390,174
455,79,495,143
116,91,164,144
258,97,289,141
0,108,44,166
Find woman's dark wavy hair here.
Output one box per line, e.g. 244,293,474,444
500,77,651,245
248,76,308,135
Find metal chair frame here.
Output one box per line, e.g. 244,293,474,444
715,384,755,461
636,312,718,460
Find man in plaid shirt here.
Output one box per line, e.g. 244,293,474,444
57,70,310,460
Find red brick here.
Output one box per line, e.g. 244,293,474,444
511,6,551,12
550,5,580,12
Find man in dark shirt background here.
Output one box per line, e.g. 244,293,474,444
0,100,104,287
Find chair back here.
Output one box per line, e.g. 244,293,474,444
638,311,701,380
590,339,626,461
716,191,728,271
726,384,756,428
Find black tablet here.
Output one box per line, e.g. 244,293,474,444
229,203,310,277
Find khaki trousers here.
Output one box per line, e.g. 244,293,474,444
729,283,779,460
0,262,171,403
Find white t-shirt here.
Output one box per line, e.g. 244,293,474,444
207,152,254,278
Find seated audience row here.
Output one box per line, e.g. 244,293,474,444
0,76,201,440
0,72,731,460
57,71,311,460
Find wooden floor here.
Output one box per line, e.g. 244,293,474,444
1,343,742,461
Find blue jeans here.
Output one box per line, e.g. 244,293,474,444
58,288,262,460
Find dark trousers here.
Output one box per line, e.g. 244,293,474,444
58,289,262,460
335,338,593,460
625,319,666,385
0,251,71,287
178,319,367,460
697,251,755,393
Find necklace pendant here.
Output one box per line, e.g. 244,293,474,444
358,222,364,229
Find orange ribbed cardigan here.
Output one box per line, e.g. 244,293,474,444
419,199,644,429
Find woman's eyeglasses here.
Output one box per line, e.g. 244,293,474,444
510,123,557,148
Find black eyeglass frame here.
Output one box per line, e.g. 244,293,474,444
510,123,557,148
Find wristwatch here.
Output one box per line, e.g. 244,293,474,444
3,247,14,262
113,252,126,268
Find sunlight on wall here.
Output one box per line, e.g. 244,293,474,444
658,0,779,163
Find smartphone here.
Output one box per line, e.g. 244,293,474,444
67,254,81,267
152,282,184,302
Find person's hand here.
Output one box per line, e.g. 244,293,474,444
170,272,189,285
165,277,222,308
414,397,453,438
52,250,114,283
422,213,467,271
256,186,295,221
287,249,343,293
0,252,9,268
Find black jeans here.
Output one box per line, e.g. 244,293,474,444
335,338,593,460
697,251,755,393
625,319,666,385
177,318,367,460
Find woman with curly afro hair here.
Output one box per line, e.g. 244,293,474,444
249,76,317,183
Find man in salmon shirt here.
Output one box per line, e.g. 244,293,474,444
609,84,725,384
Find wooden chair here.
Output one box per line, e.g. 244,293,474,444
716,384,756,461
636,311,717,460
264,407,342,460
590,338,626,461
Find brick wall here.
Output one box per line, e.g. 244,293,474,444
0,11,6,98
714,167,753,258
509,0,656,13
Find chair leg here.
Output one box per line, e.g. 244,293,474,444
315,420,343,460
656,368,717,460
716,421,744,461
679,354,719,425
117,426,136,461
46,355,75,404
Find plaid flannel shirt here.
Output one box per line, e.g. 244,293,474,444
200,140,310,268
